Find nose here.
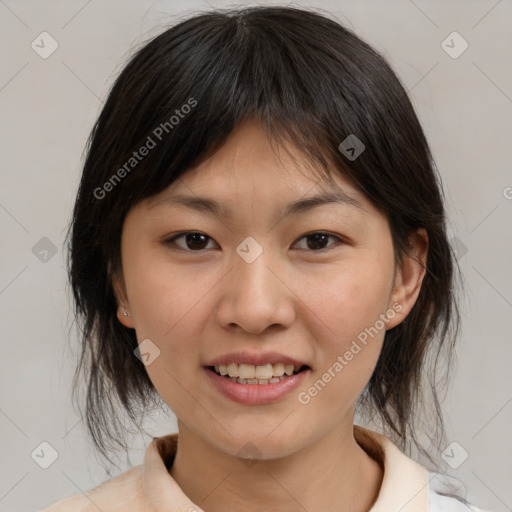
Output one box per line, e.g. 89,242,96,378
215,245,296,335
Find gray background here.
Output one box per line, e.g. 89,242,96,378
0,1,511,511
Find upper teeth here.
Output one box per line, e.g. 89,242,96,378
214,363,300,379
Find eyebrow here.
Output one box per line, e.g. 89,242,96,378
149,189,365,218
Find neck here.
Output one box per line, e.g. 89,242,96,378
169,416,383,512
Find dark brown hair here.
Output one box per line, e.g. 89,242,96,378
66,5,461,474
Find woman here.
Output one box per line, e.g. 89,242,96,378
41,6,488,511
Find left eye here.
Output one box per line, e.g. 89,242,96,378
164,231,343,252
293,232,342,251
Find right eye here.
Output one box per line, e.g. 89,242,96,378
162,231,219,252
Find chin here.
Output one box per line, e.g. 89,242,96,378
202,418,309,461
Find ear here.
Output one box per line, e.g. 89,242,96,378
386,228,428,330
111,269,135,329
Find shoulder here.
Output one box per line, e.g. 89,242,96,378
38,464,144,512
428,472,490,512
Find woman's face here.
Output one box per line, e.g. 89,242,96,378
114,118,426,459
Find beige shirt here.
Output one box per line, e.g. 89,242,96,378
39,426,486,511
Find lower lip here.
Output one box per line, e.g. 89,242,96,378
204,367,310,405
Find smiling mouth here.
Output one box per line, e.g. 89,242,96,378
207,363,310,385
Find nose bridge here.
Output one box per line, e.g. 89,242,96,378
217,235,294,333
235,242,275,293
233,235,280,304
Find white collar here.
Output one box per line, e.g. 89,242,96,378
141,425,429,511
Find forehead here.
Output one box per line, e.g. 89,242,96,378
146,118,368,214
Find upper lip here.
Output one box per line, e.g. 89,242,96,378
205,351,310,368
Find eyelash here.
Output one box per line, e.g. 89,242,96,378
163,231,345,253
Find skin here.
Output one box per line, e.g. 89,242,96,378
113,118,428,511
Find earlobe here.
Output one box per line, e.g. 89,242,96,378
386,228,428,330
112,272,135,329
116,304,135,328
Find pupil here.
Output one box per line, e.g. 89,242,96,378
187,233,207,250
307,233,328,250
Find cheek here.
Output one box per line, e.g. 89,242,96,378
123,258,214,415
127,260,206,346
124,255,222,377
308,257,393,343
301,258,394,396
